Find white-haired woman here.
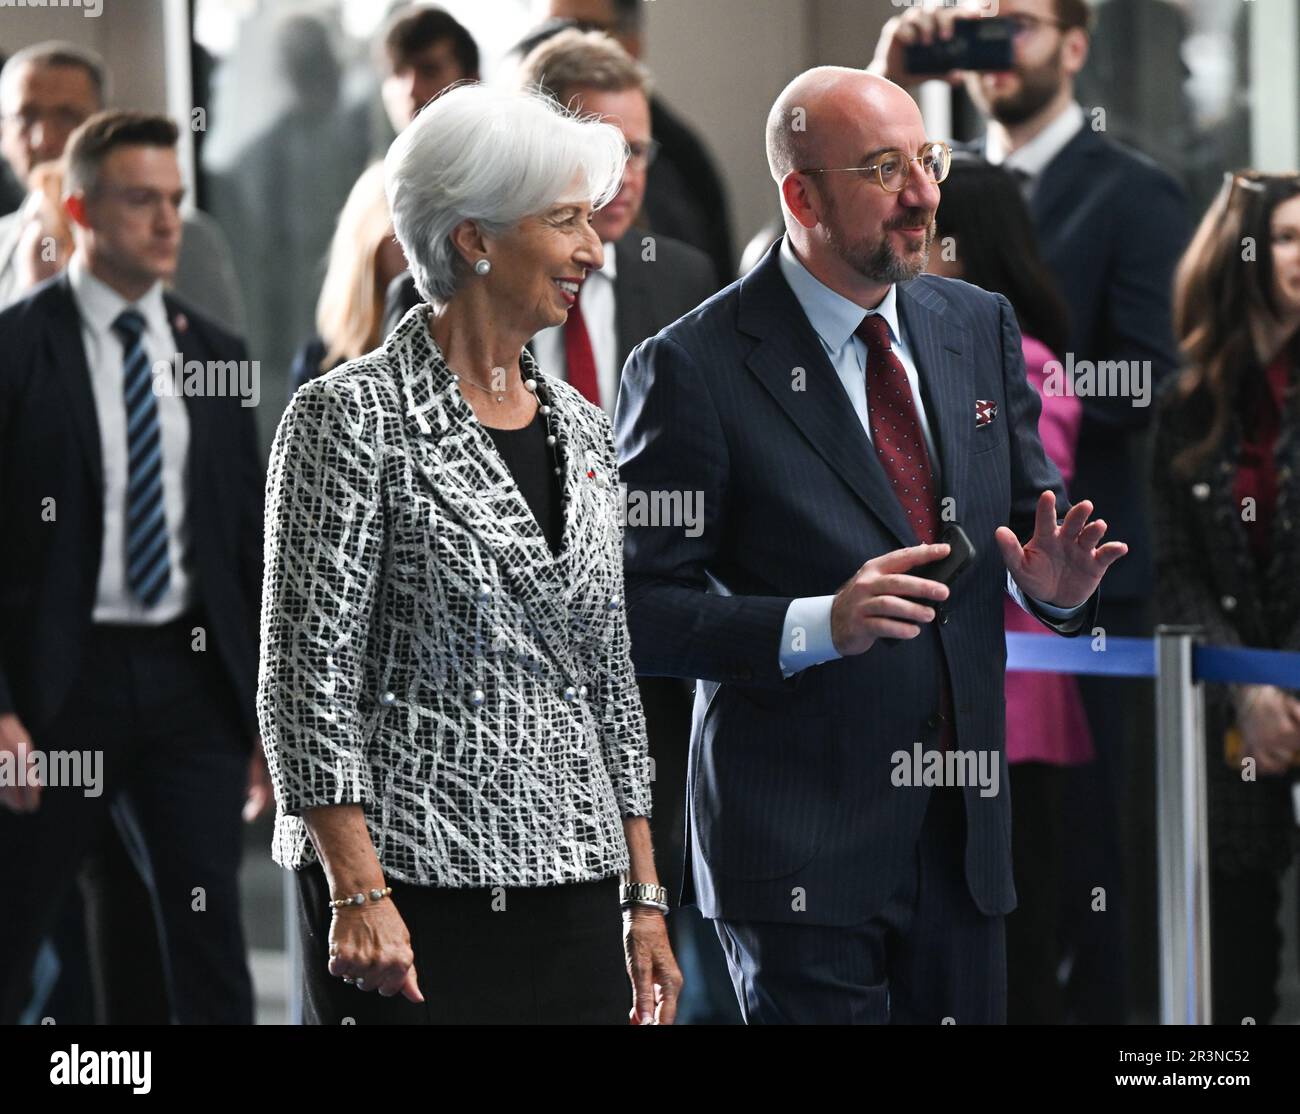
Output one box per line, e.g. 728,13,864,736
258,83,681,1024
288,162,408,394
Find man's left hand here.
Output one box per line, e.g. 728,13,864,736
995,491,1127,610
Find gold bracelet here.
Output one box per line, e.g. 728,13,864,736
328,886,392,911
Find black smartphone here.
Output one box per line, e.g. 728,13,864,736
903,17,1014,76
913,523,977,587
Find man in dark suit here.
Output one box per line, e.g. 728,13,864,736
509,1,733,285
615,67,1127,1024
872,0,1191,1021
0,111,265,1024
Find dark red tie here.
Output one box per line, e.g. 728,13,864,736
855,313,938,543
856,312,955,750
563,287,601,407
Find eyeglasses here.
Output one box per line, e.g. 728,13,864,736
1,106,90,135
627,139,660,169
1003,12,1066,37
800,141,951,193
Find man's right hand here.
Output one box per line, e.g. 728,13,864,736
0,713,40,813
831,543,951,656
868,4,984,88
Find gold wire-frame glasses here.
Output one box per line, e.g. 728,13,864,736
800,141,952,193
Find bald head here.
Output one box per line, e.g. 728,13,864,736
765,67,921,182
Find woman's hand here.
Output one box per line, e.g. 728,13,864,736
328,900,424,1002
1237,685,1300,776
623,907,682,1025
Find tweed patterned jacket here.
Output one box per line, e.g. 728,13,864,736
257,305,652,888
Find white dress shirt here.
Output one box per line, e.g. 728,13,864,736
983,100,1086,187
69,256,194,624
530,240,619,417
774,237,1081,676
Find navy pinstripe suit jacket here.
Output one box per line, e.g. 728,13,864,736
615,239,1100,926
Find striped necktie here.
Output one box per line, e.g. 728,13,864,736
112,308,171,607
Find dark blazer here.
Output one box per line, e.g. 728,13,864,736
1151,375,1300,875
615,240,1100,927
0,274,263,738
380,228,718,371
971,125,1191,599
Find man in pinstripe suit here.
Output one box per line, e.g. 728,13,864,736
615,68,1126,1024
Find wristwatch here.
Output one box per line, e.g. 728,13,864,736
620,880,669,914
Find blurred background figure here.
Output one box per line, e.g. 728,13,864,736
514,25,732,1022
0,41,248,1026
872,0,1192,1022
0,41,101,306
0,41,243,327
289,162,407,394
376,3,480,137
207,12,370,415
514,0,733,285
927,154,1092,1025
0,111,267,1026
1153,171,1300,1025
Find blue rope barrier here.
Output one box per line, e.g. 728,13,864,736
1005,632,1300,687
1005,632,1155,677
1194,645,1300,687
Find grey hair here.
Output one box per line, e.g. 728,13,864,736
0,40,109,111
384,82,627,305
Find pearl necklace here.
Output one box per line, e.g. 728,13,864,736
451,371,564,479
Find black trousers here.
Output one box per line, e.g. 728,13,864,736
1006,761,1066,1024
713,786,1007,1024
1210,864,1288,1025
296,864,629,1024
0,614,253,1025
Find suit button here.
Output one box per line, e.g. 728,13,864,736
477,584,493,602
578,684,588,698
378,691,396,707
607,597,621,611
1220,595,1237,612
563,686,578,702
469,688,486,707
1192,482,1210,501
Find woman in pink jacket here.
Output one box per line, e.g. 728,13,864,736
928,156,1092,1024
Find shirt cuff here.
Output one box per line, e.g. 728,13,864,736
1005,571,1086,621
779,596,841,677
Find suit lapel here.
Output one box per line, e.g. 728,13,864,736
612,231,651,373
738,242,915,548
390,312,580,677
49,275,103,500
164,296,210,506
897,279,970,522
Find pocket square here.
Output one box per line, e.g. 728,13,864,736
975,399,998,427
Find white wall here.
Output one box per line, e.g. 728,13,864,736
642,0,899,275
0,0,169,114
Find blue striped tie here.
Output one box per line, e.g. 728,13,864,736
112,309,171,608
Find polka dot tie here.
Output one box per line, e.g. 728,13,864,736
856,313,939,544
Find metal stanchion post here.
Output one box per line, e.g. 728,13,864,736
285,869,302,1024
1154,625,1211,1024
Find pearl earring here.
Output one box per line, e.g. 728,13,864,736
474,258,491,275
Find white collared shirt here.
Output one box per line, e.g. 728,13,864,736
69,256,193,623
984,100,1086,186
530,240,619,417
